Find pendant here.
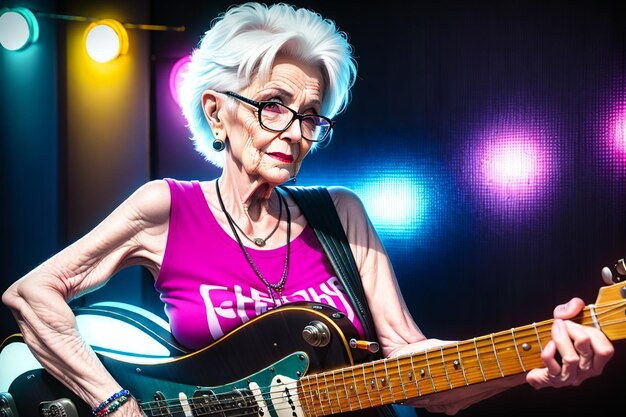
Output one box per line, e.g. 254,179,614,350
254,238,266,247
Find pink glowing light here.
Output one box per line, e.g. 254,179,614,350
483,141,537,185
168,55,191,105
474,128,554,197
462,112,560,219
614,111,626,153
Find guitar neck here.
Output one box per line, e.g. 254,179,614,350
297,319,553,415
297,283,626,416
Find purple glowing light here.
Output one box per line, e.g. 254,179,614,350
482,140,537,186
168,55,191,105
462,113,560,218
612,108,626,153
597,95,626,179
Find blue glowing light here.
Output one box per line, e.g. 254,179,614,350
352,173,425,233
297,150,451,254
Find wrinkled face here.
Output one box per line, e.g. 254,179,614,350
223,56,324,184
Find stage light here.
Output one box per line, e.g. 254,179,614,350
613,107,626,153
0,7,39,51
84,19,129,63
169,55,191,105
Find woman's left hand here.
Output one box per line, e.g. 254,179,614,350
526,297,614,388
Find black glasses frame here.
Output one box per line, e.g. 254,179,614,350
219,91,334,143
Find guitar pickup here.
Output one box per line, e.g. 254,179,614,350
0,392,19,417
39,398,79,417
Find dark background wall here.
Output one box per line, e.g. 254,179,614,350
1,1,624,416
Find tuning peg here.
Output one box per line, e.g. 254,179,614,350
615,258,626,276
601,266,615,285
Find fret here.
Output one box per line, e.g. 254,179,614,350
473,337,487,381
312,373,324,416
395,356,408,400
361,363,375,408
340,369,354,411
409,353,422,397
371,362,386,405
323,372,335,415
517,324,549,371
297,378,313,417
320,372,331,411
510,328,526,372
455,342,469,385
439,346,453,390
350,366,363,410
532,322,544,352
490,333,505,377
487,334,514,380
423,349,437,392
331,369,343,413
505,325,548,374
382,358,396,403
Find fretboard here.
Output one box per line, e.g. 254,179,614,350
296,305,602,416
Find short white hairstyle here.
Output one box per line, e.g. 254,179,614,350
178,2,358,167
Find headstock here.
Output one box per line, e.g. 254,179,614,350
595,258,626,341
601,258,626,285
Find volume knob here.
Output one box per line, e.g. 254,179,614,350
302,321,331,347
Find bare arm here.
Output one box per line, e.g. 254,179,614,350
1,180,171,416
328,186,614,415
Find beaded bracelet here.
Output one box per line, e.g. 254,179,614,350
96,396,129,417
92,389,130,416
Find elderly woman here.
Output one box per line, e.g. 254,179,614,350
2,2,614,417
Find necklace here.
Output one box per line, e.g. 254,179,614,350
215,179,291,302
227,193,282,247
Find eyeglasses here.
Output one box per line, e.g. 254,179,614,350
220,91,334,143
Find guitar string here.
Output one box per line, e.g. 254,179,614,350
136,303,626,415
135,324,579,415
138,319,626,416
139,383,310,416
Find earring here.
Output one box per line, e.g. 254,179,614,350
212,139,225,152
212,132,225,152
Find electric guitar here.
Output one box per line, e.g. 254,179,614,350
1,281,625,417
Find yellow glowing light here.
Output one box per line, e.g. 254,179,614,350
84,19,128,63
0,7,39,51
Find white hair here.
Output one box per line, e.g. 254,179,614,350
178,2,358,167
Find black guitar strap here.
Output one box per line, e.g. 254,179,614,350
281,185,405,417
280,185,378,342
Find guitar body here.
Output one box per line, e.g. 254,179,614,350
2,281,625,417
1,302,383,417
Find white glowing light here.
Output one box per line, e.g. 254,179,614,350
488,143,535,183
84,20,128,63
0,8,39,51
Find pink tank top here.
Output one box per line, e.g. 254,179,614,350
155,178,364,350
